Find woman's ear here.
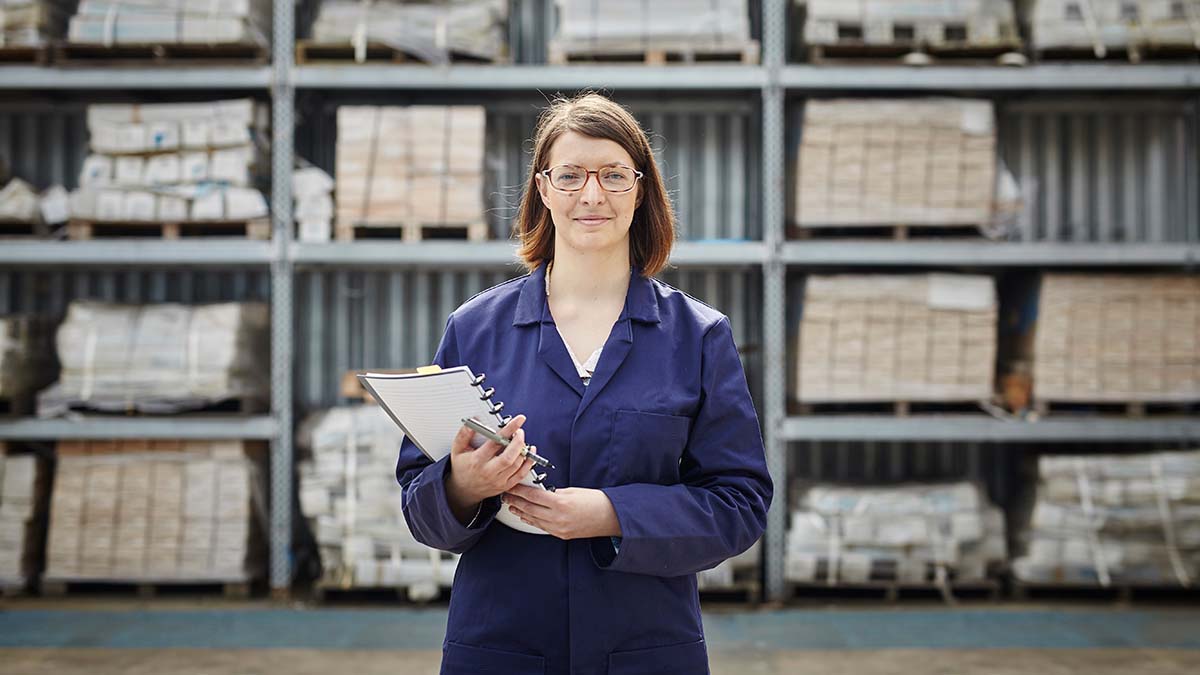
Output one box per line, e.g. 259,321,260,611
535,173,552,210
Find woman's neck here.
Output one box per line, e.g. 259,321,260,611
546,244,631,310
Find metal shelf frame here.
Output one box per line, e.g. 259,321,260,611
0,0,1198,600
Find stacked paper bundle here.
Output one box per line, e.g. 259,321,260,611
70,99,269,224
804,0,1021,49
310,0,507,63
294,165,335,242
335,105,486,235
0,178,69,230
0,451,49,589
37,301,270,416
1031,274,1200,403
44,440,267,583
794,98,996,228
785,481,1007,586
1013,450,1200,587
0,316,58,409
298,406,458,601
795,273,997,402
696,539,760,592
0,0,71,46
1027,0,1200,57
67,0,269,46
550,0,756,59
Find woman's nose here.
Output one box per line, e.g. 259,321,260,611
579,175,606,205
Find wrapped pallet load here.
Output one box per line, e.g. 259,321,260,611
298,405,458,601
0,316,59,413
786,481,1007,590
803,0,1022,57
0,0,71,48
1013,450,1200,587
0,450,50,591
44,440,268,586
307,0,508,64
66,0,269,47
795,273,998,404
795,98,998,231
1025,0,1200,59
549,0,758,63
294,164,335,242
37,301,270,416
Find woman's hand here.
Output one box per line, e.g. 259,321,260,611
502,485,621,540
445,414,537,514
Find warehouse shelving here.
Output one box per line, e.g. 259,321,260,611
0,0,1198,603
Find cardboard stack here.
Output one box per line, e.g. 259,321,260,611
294,165,334,242
66,0,269,46
37,301,270,416
1013,450,1200,587
335,105,486,235
298,405,458,601
1026,0,1200,57
70,99,269,224
310,0,507,63
804,0,1021,50
795,273,998,403
0,0,71,46
550,0,756,59
0,450,50,589
1030,274,1200,403
44,440,267,583
795,98,996,228
785,481,1007,586
0,315,58,409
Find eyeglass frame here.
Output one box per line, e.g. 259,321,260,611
538,163,644,194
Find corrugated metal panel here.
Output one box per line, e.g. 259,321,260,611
0,103,90,190
998,99,1200,243
0,268,271,316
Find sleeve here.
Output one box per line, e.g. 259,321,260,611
395,313,502,555
591,316,774,577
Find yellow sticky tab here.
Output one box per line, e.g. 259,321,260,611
416,365,443,374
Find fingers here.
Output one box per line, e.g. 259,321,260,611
487,425,526,473
504,456,536,490
450,423,475,455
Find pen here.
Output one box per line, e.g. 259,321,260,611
461,417,555,470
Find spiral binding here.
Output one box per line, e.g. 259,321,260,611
472,372,555,492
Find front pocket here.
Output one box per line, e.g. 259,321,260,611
608,409,691,486
608,638,709,674
441,640,546,675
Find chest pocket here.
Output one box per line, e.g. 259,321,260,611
607,409,691,486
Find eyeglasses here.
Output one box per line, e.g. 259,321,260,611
540,164,643,194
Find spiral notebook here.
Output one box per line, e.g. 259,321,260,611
357,365,551,535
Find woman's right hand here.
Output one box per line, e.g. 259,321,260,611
445,413,537,507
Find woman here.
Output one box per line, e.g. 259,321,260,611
395,91,773,675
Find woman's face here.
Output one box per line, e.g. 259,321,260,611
534,130,642,258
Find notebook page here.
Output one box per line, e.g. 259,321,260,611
360,367,496,462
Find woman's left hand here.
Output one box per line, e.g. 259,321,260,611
502,485,621,540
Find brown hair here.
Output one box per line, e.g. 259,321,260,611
513,92,675,277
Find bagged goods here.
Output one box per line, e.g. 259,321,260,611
0,0,71,46
697,539,760,591
311,0,507,63
67,0,269,46
0,451,50,588
804,0,1021,49
552,0,754,53
1027,0,1200,57
294,165,334,242
37,301,269,416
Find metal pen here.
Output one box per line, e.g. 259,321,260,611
461,416,555,470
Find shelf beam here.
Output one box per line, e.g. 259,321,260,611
781,64,1200,91
294,64,766,90
0,240,273,266
0,416,277,441
0,66,271,90
782,242,1200,267
783,416,1200,442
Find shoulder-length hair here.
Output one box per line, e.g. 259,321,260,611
513,91,675,277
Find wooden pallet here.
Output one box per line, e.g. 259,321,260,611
790,399,991,416
790,223,991,241
334,222,489,243
1033,399,1200,419
788,578,1002,604
1011,580,1200,604
45,395,270,417
804,14,1025,66
0,44,50,65
0,394,36,417
40,578,254,599
548,39,760,65
295,40,505,65
310,582,450,605
54,42,267,65
0,220,53,238
807,42,1026,66
1033,46,1200,65
67,218,271,240
698,580,762,605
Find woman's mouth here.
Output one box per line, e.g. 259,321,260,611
575,217,610,226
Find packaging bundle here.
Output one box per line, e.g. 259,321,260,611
1026,0,1200,57
0,315,58,409
309,0,507,64
37,301,270,416
1013,450,1200,587
298,406,458,601
0,450,50,589
70,99,269,224
1030,274,1200,403
0,0,71,46
794,98,996,228
0,178,69,229
294,165,335,242
44,440,268,583
550,0,756,60
697,539,760,592
795,273,997,402
804,0,1021,50
335,105,486,235
67,0,269,46
785,481,1007,586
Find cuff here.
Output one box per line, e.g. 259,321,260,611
430,455,500,535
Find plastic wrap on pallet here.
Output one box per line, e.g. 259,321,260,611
785,481,1007,586
335,105,486,233
552,0,752,51
1026,0,1200,57
1025,274,1200,403
66,0,270,46
43,440,268,583
297,405,459,601
294,164,334,242
0,452,50,588
794,273,998,403
0,0,71,46
1012,449,1200,587
310,0,507,64
794,98,1000,229
36,301,269,416
804,0,1021,49
0,315,58,404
